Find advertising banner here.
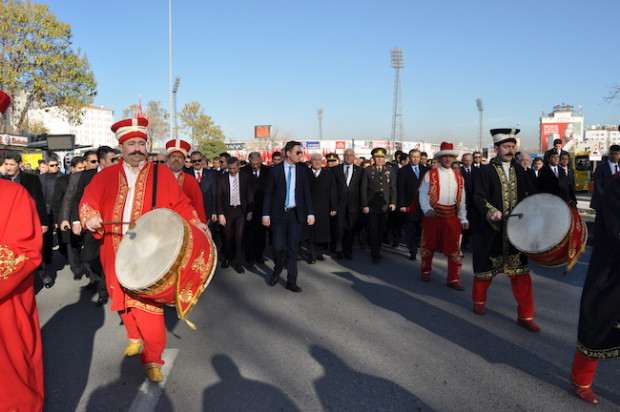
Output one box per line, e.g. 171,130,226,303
541,121,582,152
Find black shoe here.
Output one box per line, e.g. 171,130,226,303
245,262,255,270
221,259,230,269
96,295,108,306
372,256,381,264
233,263,245,274
345,253,352,260
336,252,344,260
257,256,266,264
268,269,281,286
74,272,85,280
307,258,316,264
41,275,54,288
316,254,324,261
285,283,302,293
409,253,416,261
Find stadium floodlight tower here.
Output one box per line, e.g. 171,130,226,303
390,48,404,158
476,98,484,151
317,108,324,140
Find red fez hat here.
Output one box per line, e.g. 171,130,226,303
434,142,458,158
111,117,149,143
165,139,192,157
0,91,11,115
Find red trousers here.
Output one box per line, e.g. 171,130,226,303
570,350,598,388
420,213,462,283
120,308,166,369
472,274,534,319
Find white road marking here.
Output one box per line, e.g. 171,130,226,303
127,348,179,412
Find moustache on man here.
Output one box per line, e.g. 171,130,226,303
129,151,145,157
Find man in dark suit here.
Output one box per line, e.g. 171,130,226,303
2,151,51,287
333,148,362,260
305,153,338,263
544,138,569,164
559,152,577,208
517,152,539,193
216,157,253,273
38,154,62,263
186,151,217,224
398,149,428,260
62,145,117,305
263,141,315,292
52,156,87,280
539,152,575,208
458,152,474,250
241,152,270,267
590,144,620,212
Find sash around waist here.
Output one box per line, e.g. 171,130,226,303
434,203,457,218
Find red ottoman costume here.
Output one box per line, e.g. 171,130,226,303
418,145,467,285
80,118,201,377
0,179,44,411
166,139,207,224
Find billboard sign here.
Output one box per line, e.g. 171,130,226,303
254,125,271,139
301,141,320,149
541,120,583,152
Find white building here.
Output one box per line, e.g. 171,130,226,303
28,105,117,151
578,125,620,154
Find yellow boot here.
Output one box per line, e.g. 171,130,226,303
146,367,164,382
123,341,143,357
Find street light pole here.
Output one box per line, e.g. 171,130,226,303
168,0,173,142
317,108,324,140
172,76,181,140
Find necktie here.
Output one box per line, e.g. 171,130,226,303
616,164,619,173
346,165,351,186
554,166,558,177
314,169,319,178
197,171,201,182
230,175,240,206
414,165,419,178
285,165,292,207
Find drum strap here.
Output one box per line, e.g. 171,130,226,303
152,163,158,209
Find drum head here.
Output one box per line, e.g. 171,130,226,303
507,193,571,254
116,208,185,291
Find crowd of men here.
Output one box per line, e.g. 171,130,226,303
2,105,620,405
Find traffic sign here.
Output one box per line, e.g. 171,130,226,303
589,143,602,161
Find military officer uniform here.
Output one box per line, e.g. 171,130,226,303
360,148,397,263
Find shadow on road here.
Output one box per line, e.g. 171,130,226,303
334,270,620,405
202,354,299,411
310,345,430,411
42,288,104,412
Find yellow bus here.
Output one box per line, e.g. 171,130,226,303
572,151,591,192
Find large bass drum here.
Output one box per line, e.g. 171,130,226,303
115,208,217,320
506,193,586,269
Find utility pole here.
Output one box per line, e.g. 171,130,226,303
476,98,484,151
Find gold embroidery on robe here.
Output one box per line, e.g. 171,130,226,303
0,245,29,280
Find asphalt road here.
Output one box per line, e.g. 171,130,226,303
36,221,620,411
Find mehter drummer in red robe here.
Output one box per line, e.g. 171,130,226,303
165,138,207,223
0,178,44,411
80,117,209,382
